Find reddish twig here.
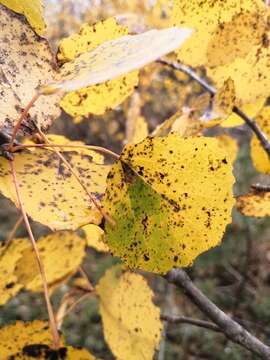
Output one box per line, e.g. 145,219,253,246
8,93,40,150
12,143,120,160
10,160,61,350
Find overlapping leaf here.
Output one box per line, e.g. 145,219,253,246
0,0,45,35
0,4,61,138
0,149,110,230
171,0,262,67
15,232,86,292
47,27,193,94
83,224,109,252
97,265,162,360
103,135,235,273
58,18,139,116
0,238,29,305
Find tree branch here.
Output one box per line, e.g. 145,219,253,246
158,59,270,161
161,314,220,332
165,269,270,359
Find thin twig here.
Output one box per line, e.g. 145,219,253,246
161,315,221,332
165,269,270,359
158,59,270,161
8,93,40,150
12,143,120,160
10,160,60,350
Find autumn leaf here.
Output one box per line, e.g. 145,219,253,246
0,321,64,358
14,232,86,292
58,18,139,117
45,27,193,94
250,106,270,174
216,134,239,164
0,149,110,230
172,0,263,67
0,4,61,138
103,135,235,273
0,321,96,359
237,190,270,218
0,0,45,35
83,224,109,252
0,238,29,305
97,265,162,360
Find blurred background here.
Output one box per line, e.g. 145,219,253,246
0,1,270,359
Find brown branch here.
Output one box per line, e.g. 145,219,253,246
165,269,270,359
158,59,270,161
161,315,220,332
251,183,270,192
10,160,61,350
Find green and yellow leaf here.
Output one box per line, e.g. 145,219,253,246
103,135,235,273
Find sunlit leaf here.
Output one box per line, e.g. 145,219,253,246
0,0,45,35
0,4,60,138
103,135,235,273
171,0,262,67
237,190,270,217
15,346,97,359
206,9,270,103
58,18,139,116
14,232,86,292
0,149,110,230
83,224,109,252
97,265,162,360
45,27,192,94
251,106,270,174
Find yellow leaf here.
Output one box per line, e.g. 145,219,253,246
0,0,45,35
97,265,162,360
58,18,138,116
47,26,192,94
237,191,270,217
103,135,235,272
251,106,270,174
0,238,29,305
0,321,64,358
206,9,270,104
14,232,86,292
212,78,237,119
206,10,266,68
216,134,239,164
83,224,109,252
0,321,96,359
172,0,262,67
0,149,110,230
0,4,61,138
221,98,265,128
